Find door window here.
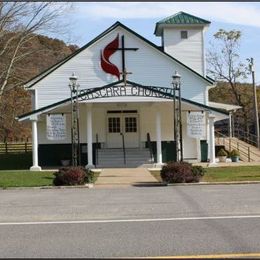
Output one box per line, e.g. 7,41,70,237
108,117,120,133
125,117,137,133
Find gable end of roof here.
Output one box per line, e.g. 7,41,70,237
24,21,122,89
24,20,213,89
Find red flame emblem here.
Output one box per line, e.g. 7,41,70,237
101,34,120,80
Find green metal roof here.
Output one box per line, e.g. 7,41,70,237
155,11,210,36
158,11,210,25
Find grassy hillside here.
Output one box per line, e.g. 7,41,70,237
0,34,78,142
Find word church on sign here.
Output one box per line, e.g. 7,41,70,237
79,85,174,101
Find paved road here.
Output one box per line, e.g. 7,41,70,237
0,184,260,258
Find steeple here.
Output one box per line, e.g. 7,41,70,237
154,11,211,76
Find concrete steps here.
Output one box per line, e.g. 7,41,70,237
96,148,154,168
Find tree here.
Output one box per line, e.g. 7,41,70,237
209,81,257,135
207,29,251,133
0,2,75,141
0,35,78,142
0,2,73,98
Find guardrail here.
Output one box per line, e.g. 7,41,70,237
215,130,259,162
217,127,258,148
234,128,258,147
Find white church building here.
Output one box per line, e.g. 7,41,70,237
18,11,231,170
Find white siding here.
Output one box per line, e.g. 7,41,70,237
140,103,174,142
163,27,204,75
33,26,208,109
92,106,106,143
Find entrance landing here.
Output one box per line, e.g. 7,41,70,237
95,168,159,186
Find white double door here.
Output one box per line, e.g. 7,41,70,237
106,112,139,148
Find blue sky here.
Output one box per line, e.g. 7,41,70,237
62,2,260,84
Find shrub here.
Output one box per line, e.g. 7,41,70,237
85,168,95,183
217,148,228,157
230,149,240,157
53,166,88,186
160,161,203,183
191,165,206,182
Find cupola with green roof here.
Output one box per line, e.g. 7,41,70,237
154,11,211,76
154,11,210,36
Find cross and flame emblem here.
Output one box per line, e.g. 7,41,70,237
100,34,138,81
100,34,120,80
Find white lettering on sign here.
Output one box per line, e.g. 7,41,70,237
46,114,66,140
187,111,205,139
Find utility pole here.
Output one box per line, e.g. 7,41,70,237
249,58,260,149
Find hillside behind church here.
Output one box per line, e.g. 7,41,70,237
0,34,78,141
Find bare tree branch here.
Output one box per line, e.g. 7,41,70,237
207,29,252,132
0,2,73,98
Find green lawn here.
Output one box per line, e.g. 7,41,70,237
202,166,260,182
1,166,260,188
0,170,54,188
0,170,100,188
150,166,260,183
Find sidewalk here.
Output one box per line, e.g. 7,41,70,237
95,168,159,186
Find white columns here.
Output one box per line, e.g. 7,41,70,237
156,110,162,165
208,114,216,164
86,104,94,168
30,119,41,171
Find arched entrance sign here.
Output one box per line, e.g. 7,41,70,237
78,80,176,101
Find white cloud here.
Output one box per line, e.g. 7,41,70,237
76,2,260,28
